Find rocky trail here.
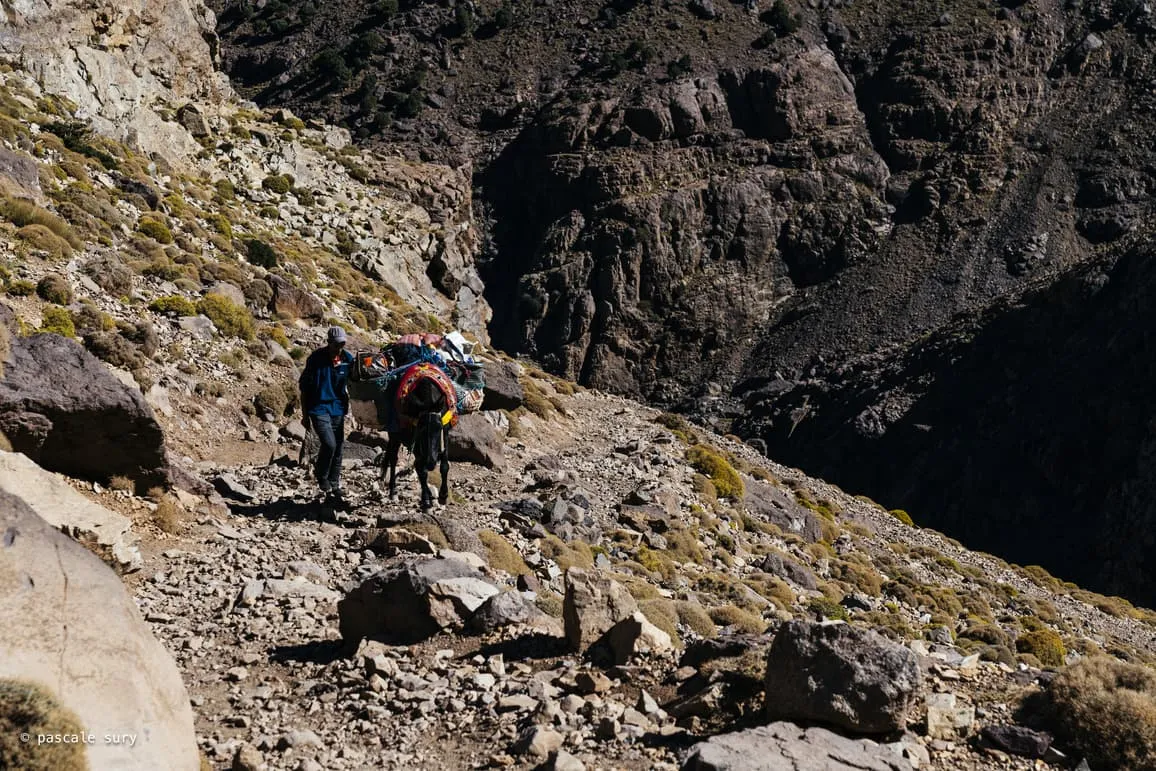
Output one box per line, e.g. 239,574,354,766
109,389,1156,770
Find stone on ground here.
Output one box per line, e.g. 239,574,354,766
683,722,912,770
448,412,506,469
764,621,921,735
0,450,141,572
562,568,639,653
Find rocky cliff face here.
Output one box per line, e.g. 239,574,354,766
207,0,1156,602
0,0,231,158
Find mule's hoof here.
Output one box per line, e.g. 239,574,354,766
438,495,448,506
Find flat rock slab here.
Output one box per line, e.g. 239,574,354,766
683,722,912,771
0,450,141,572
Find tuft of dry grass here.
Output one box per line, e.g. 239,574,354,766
676,600,717,638
401,522,449,550
0,679,89,771
540,535,593,571
1026,656,1156,771
708,605,766,634
640,598,681,647
479,530,530,576
108,475,134,492
153,496,185,534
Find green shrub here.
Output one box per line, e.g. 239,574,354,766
136,218,173,244
708,605,766,634
0,679,88,771
479,530,531,575
262,174,293,195
687,445,745,500
35,274,72,304
5,279,34,296
890,509,914,526
1026,656,1156,771
196,294,255,340
210,214,233,239
808,596,850,622
1,197,82,248
214,178,235,201
148,295,196,316
245,238,279,268
1017,629,1066,668
254,385,289,417
39,306,75,337
16,225,72,259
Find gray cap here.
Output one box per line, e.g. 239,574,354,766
327,326,347,344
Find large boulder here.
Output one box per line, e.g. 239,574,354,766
338,556,499,644
742,480,823,543
0,451,140,572
764,621,922,735
481,360,524,411
268,275,325,321
683,722,912,771
0,489,199,769
562,568,638,653
0,334,168,490
448,412,505,469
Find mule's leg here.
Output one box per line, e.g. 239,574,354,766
417,464,432,511
438,427,450,505
385,436,400,501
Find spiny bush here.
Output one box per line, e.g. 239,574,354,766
262,174,293,195
890,509,914,526
39,306,74,337
148,295,196,316
0,679,88,771
153,496,185,534
35,274,72,304
1016,628,1066,668
1,197,82,248
254,385,289,417
479,530,530,575
5,279,34,296
1026,656,1156,771
83,256,132,295
676,600,718,638
808,596,850,622
137,217,173,244
196,294,255,340
245,238,279,268
687,445,744,500
16,225,72,259
708,605,766,634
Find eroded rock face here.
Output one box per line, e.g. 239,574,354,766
0,334,169,490
683,721,912,771
0,0,231,159
0,489,199,770
483,47,890,402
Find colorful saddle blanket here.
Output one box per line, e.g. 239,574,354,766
392,362,459,430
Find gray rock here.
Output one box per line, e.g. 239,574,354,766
176,103,210,137
925,693,973,740
0,490,199,770
759,551,818,590
207,281,247,308
268,274,325,321
513,725,563,758
683,722,912,770
0,334,170,489
178,315,217,341
448,412,506,469
0,451,142,572
743,480,823,543
338,556,493,643
563,568,639,653
215,473,255,502
765,621,922,735
605,611,674,664
470,590,541,632
481,360,524,411
550,749,586,771
231,742,264,771
980,725,1052,759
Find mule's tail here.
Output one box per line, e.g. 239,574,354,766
414,411,443,472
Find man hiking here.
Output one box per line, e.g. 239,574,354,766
299,326,355,501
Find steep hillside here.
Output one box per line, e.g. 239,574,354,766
207,0,1156,603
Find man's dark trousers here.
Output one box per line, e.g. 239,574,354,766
310,413,345,491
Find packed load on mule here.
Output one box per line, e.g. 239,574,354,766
347,330,486,432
